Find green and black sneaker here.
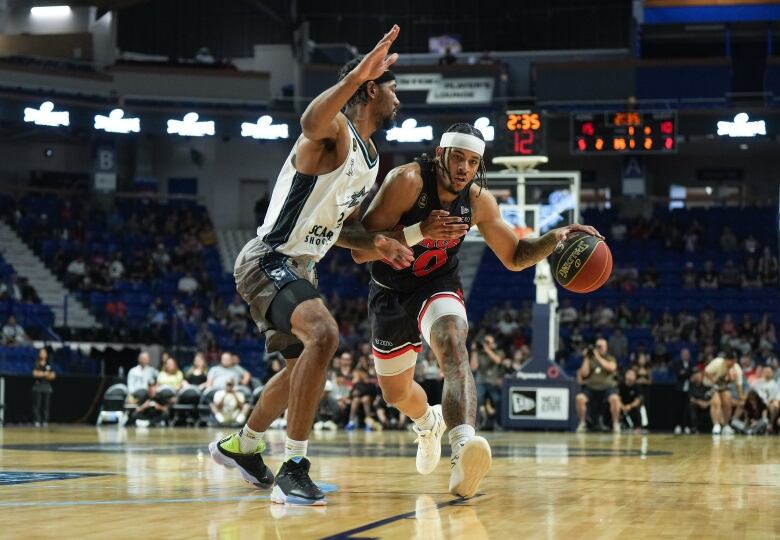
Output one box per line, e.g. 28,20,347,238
209,433,274,488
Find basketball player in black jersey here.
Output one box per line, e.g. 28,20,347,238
351,123,601,498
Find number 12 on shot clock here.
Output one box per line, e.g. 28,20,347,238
504,110,546,156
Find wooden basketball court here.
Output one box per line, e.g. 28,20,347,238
0,426,777,539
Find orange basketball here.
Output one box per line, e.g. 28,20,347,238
549,232,612,293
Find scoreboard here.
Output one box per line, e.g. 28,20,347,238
503,110,546,156
571,111,677,154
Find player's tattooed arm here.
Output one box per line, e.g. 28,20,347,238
337,213,413,270
513,224,603,270
511,233,560,271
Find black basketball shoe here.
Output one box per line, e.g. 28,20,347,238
209,433,274,488
270,457,326,506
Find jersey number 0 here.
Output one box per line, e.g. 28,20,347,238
412,248,448,277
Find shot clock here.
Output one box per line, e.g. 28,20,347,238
503,110,546,156
571,111,677,154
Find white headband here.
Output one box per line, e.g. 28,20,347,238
439,132,485,157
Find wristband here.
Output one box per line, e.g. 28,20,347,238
402,222,424,246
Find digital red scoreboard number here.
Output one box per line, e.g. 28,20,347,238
571,111,677,154
504,110,546,156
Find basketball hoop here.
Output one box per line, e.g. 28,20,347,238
492,155,549,173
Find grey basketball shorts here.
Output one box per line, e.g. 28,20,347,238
234,237,321,359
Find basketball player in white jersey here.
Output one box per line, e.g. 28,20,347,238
210,25,429,506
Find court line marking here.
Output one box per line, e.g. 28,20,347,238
488,474,780,489
319,494,484,540
0,494,270,508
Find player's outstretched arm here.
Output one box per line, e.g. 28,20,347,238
299,25,400,142
475,189,601,272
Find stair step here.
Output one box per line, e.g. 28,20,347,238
0,222,100,329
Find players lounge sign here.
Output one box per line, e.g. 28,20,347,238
509,387,569,421
395,74,494,105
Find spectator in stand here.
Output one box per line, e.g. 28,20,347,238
2,315,28,346
682,262,698,288
227,294,247,319
438,46,457,65
264,354,284,384
704,350,744,435
640,263,658,288
108,253,125,281
699,261,719,289
742,258,762,288
719,260,741,288
104,296,127,327
632,352,652,387
147,297,168,340
558,299,579,326
151,243,171,271
184,352,209,389
750,366,779,434
206,352,244,390
495,312,519,350
593,302,615,329
0,274,23,301
195,322,215,353
687,370,713,433
756,313,777,351
177,272,199,295
66,256,86,288
230,353,252,387
635,304,652,328
470,334,504,430
576,339,620,433
608,328,628,362
126,351,159,404
313,380,341,431
157,356,184,391
615,302,633,328
757,246,778,286
31,348,55,427
345,368,381,431
211,379,249,426
720,226,738,252
739,355,759,387
673,348,694,434
743,233,758,255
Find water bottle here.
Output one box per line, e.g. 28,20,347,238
118,365,125,379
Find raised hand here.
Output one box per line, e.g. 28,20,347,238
374,234,414,269
420,210,470,241
351,25,400,82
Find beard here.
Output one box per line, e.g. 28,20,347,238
380,113,396,131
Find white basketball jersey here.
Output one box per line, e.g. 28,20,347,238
257,118,379,261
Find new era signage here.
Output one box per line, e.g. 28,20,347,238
509,386,569,421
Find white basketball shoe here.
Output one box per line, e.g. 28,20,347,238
413,404,446,475
449,436,492,498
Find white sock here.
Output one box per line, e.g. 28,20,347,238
448,424,476,456
284,437,308,461
238,425,264,453
412,405,435,431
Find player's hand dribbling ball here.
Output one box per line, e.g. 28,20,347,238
549,232,612,293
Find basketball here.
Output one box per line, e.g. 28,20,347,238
549,232,612,293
